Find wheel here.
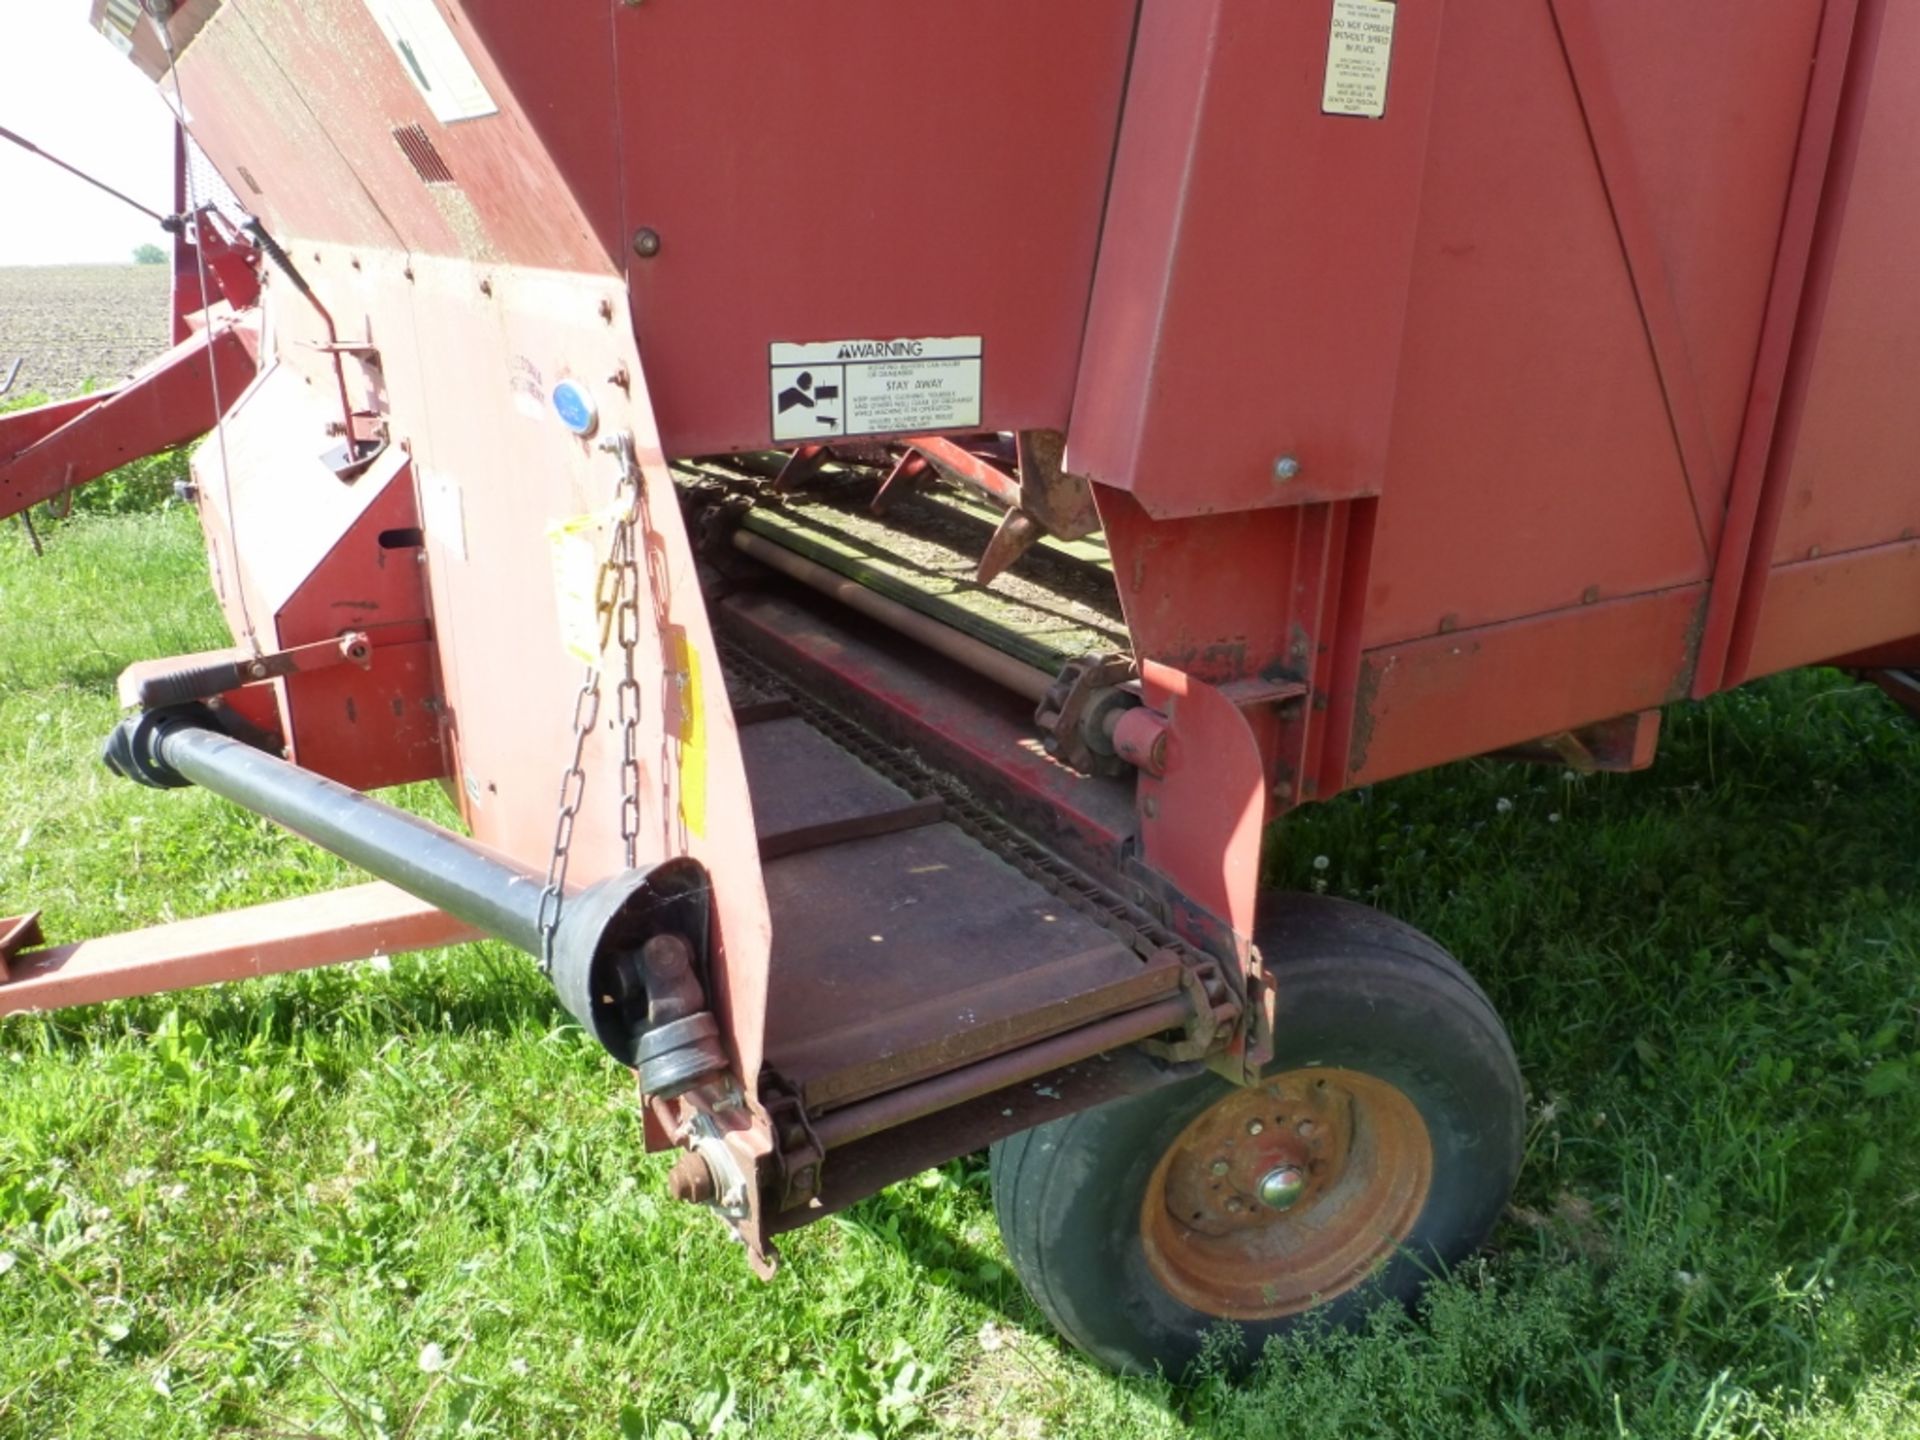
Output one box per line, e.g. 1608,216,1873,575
990,892,1524,1375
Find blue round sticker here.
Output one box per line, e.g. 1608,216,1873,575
551,379,598,437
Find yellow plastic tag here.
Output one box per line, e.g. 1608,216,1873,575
547,513,605,666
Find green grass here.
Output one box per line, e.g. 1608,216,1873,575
4,506,1920,1438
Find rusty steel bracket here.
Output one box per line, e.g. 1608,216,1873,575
658,1082,785,1279
1491,708,1661,774
1034,652,1139,776
1013,429,1101,541
1219,675,1309,711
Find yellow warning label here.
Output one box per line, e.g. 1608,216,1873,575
675,632,708,841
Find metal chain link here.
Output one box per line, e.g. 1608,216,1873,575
614,516,646,867
535,436,647,969
534,666,600,971
636,465,690,855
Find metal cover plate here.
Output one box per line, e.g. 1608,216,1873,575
762,822,1168,1111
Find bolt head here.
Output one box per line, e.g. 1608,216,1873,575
1257,1165,1308,1211
632,227,663,259
1272,455,1302,483
1209,1159,1229,1176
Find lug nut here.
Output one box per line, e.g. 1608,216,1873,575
1258,1165,1307,1211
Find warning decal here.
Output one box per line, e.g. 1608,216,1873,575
770,337,983,442
1323,0,1397,119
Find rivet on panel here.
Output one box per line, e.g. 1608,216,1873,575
1582,585,1601,605
632,227,663,259
1272,455,1302,483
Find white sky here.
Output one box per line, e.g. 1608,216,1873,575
0,1,176,265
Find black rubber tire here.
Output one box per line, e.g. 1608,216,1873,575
990,892,1524,1375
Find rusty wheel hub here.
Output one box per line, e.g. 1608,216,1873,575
1140,1068,1434,1320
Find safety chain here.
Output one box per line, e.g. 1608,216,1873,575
535,436,649,971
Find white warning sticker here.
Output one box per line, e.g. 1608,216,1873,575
1323,0,1397,119
361,0,499,125
770,337,983,442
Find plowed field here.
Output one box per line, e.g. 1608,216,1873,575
0,263,171,400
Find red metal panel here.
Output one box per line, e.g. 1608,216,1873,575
191,393,445,791
0,392,117,460
1069,0,1447,517
1564,0,1827,524
169,5,404,254
193,369,400,656
1743,540,1920,681
459,0,625,264
355,252,775,1086
1348,587,1705,789
611,2,1136,456
1133,662,1267,945
246,0,613,271
1095,486,1371,818
1692,0,1863,697
1763,0,1920,566
277,638,444,792
1712,0,1919,688
1363,1,1712,645
170,0,612,271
